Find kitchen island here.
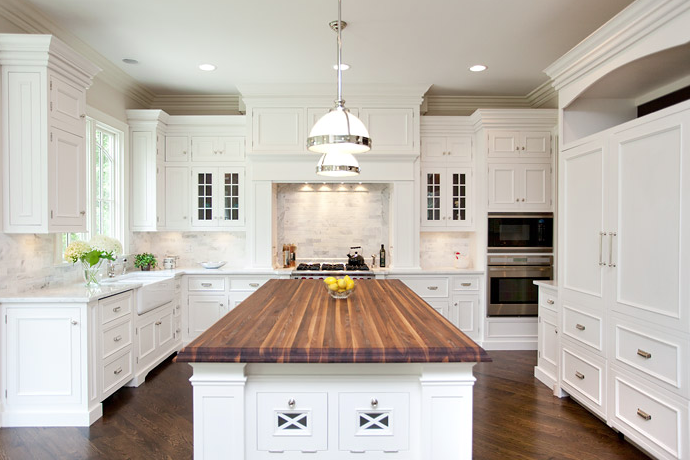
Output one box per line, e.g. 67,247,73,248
176,279,490,459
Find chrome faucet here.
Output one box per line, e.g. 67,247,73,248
121,257,128,275
107,260,117,278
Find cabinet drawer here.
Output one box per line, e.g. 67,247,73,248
399,277,448,298
452,276,479,291
102,319,132,359
563,306,603,351
188,276,226,291
100,291,132,324
539,287,558,313
257,392,328,452
339,392,410,453
230,278,269,291
614,322,685,393
102,349,132,395
611,370,686,459
561,346,604,410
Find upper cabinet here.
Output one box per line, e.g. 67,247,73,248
487,130,551,159
421,136,472,164
0,34,100,233
488,163,552,211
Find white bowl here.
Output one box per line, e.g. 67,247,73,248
199,261,227,269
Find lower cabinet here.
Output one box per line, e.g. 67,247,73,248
188,294,228,339
534,283,558,391
130,301,178,386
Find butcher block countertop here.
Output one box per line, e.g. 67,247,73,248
176,279,490,364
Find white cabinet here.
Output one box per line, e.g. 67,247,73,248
360,107,415,153
0,34,99,233
191,136,244,162
132,301,176,386
534,284,559,392
251,107,304,152
450,294,479,342
421,136,472,163
164,166,190,229
421,168,473,230
488,163,552,211
99,292,134,399
188,295,229,339
165,136,189,162
488,130,551,158
191,167,244,228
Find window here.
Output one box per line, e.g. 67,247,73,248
58,115,125,259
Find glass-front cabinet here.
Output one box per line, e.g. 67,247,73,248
191,167,244,228
421,167,472,230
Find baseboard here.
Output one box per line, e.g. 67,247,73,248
0,404,102,427
481,340,537,350
534,366,557,389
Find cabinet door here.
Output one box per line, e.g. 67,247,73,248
165,136,189,162
451,295,479,340
609,113,688,331
560,140,607,314
446,168,472,228
520,163,552,211
252,108,304,152
156,308,175,352
217,168,243,227
49,127,87,231
421,136,447,162
421,169,445,227
49,73,86,133
136,314,157,367
165,166,190,229
521,131,551,158
218,137,245,161
191,168,216,227
131,131,158,230
361,108,414,153
488,164,518,210
5,307,82,405
539,310,558,378
447,136,472,162
488,131,520,158
188,294,228,338
190,136,218,162
427,301,450,320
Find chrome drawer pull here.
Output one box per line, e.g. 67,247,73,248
575,371,585,380
113,306,122,312
114,367,123,375
427,286,438,290
546,299,555,305
460,282,472,287
176,328,181,333
288,399,296,408
155,321,162,326
201,283,212,287
249,283,260,288
598,232,606,266
575,324,586,331
636,409,652,421
371,398,378,408
608,232,617,267
637,349,652,359
113,335,122,342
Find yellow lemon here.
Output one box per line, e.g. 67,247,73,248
346,280,355,290
337,278,347,289
324,277,336,285
338,288,345,292
344,275,352,282
328,283,339,291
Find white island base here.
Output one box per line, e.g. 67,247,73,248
189,362,477,460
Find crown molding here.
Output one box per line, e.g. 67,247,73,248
544,0,690,104
470,108,558,130
0,0,155,107
526,80,558,108
151,95,242,115
423,95,530,116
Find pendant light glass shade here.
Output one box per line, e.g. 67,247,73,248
315,151,360,177
308,105,371,155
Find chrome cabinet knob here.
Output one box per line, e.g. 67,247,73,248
371,398,378,407
288,399,296,408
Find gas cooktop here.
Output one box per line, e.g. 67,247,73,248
295,263,371,272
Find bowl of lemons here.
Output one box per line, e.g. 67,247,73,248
323,275,356,299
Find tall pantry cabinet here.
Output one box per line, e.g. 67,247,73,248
0,34,100,233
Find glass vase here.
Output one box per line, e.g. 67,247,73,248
82,259,104,286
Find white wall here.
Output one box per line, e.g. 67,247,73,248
129,232,247,269
419,232,476,270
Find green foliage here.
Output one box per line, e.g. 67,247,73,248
134,252,157,268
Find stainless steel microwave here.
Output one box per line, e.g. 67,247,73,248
487,213,553,253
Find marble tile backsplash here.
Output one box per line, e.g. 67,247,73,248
420,232,476,269
129,231,246,269
0,233,82,294
276,183,390,263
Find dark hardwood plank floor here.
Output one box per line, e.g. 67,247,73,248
0,351,650,459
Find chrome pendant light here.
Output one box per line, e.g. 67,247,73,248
309,0,371,176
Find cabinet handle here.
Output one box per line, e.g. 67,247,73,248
80,114,86,119
371,398,378,407
71,320,78,325
176,328,181,333
113,306,122,312
460,282,472,287
608,232,617,267
575,324,585,331
155,321,162,326
114,367,123,375
575,371,585,380
516,198,520,202
427,286,438,291
636,349,652,359
113,335,122,342
599,231,607,266
515,146,519,151
249,283,260,288
546,299,554,305
521,146,525,150
521,198,525,202
183,150,187,155
288,398,296,408
201,283,212,287
80,210,86,215
220,303,224,307
636,409,652,421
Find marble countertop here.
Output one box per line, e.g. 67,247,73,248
0,266,486,302
534,279,558,288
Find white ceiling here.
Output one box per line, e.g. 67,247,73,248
23,0,635,97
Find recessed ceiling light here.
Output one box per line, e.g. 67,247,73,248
122,58,139,65
199,64,217,71
333,63,350,71
469,64,487,72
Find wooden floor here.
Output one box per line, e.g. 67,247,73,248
0,351,650,459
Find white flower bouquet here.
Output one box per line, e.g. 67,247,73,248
64,235,123,285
